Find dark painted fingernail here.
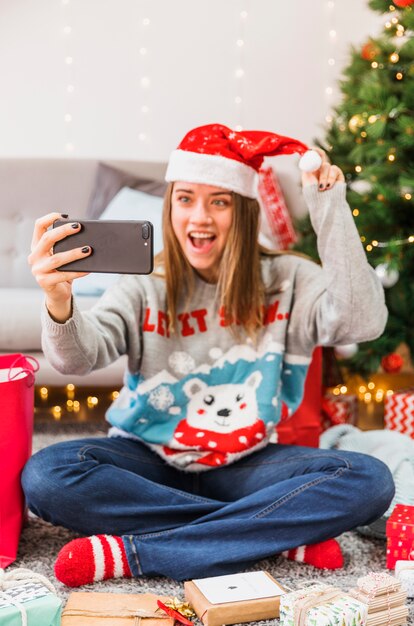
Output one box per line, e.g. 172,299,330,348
71,222,79,229
61,213,69,218
81,246,90,253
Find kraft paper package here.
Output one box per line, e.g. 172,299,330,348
184,570,285,626
61,592,176,626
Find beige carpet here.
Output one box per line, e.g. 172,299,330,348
11,425,414,624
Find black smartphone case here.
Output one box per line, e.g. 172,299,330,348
53,219,154,274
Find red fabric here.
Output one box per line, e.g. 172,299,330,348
164,419,266,467
177,124,311,172
258,167,297,250
54,535,132,587
100,534,115,579
286,539,343,570
276,348,322,447
0,353,37,568
55,537,95,587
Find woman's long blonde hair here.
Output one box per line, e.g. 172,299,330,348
154,182,275,338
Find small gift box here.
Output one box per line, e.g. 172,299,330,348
279,582,367,626
386,505,414,568
321,393,358,431
184,570,285,626
384,390,414,439
0,568,62,626
395,560,414,599
61,592,176,626
348,572,408,626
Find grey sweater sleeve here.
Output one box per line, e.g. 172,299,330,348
41,276,143,375
288,182,387,351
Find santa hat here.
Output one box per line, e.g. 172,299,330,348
165,123,322,199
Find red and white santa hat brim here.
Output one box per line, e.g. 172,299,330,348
165,124,322,199
166,149,259,198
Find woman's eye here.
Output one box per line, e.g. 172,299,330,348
212,199,228,206
178,196,191,204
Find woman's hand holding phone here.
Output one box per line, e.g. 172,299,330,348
28,212,91,323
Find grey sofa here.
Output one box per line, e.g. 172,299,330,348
0,158,166,386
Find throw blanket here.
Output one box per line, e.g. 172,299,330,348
320,425,414,518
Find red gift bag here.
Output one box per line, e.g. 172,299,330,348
0,353,38,568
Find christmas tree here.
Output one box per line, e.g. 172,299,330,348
295,0,414,377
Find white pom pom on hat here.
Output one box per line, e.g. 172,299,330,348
299,150,323,172
166,124,323,199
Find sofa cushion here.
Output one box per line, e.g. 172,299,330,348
73,187,164,296
0,288,99,351
86,162,167,219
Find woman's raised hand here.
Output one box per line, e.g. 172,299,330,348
28,213,91,322
301,147,345,191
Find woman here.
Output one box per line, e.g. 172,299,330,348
23,124,394,587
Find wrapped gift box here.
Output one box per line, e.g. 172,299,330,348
384,391,414,439
61,592,176,626
395,560,414,598
0,580,62,626
321,393,358,431
387,537,414,569
348,572,408,626
279,583,367,626
184,570,285,626
386,505,414,568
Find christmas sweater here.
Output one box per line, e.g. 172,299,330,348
41,184,387,471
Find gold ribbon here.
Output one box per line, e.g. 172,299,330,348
61,607,169,625
164,598,195,618
294,587,344,626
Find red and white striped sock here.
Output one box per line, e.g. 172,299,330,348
54,535,132,587
282,538,344,570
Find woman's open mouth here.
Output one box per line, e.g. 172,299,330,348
188,231,216,253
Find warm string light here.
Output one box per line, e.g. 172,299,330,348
332,382,394,404
52,406,62,420
233,4,248,131
364,234,414,252
36,386,121,419
66,382,75,399
62,0,75,154
138,7,151,144
87,396,99,408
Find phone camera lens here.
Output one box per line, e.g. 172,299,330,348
142,223,150,240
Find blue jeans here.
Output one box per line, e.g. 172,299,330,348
22,436,394,580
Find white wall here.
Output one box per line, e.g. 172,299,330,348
0,0,383,162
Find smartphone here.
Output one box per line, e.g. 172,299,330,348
52,219,154,274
